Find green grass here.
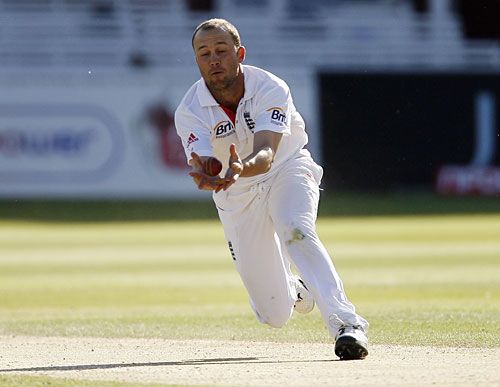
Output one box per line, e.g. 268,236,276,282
0,191,498,222
0,213,498,350
0,196,499,387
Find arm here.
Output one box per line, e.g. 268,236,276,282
217,130,282,192
241,130,282,177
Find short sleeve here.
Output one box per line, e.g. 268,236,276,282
253,85,292,135
174,107,212,163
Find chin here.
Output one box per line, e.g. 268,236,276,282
209,78,233,91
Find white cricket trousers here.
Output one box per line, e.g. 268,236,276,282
213,150,368,337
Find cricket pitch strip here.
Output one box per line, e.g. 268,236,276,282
0,336,498,386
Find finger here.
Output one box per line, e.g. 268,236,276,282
191,172,226,190
223,180,234,191
189,172,207,189
191,171,223,184
219,180,231,191
190,152,203,167
195,176,206,190
222,174,240,191
188,171,202,178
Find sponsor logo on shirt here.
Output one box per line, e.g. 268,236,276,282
244,112,255,132
267,107,287,126
214,120,235,138
187,132,199,147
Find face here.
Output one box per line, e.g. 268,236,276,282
193,28,245,93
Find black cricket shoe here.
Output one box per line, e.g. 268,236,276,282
334,325,369,360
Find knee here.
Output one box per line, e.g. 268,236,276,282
253,302,293,328
277,220,317,246
264,308,293,328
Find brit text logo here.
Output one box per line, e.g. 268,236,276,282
214,120,235,138
267,107,287,126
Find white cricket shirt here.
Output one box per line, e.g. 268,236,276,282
175,65,308,188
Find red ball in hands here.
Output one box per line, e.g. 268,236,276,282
203,156,223,176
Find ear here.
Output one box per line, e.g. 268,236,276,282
237,46,246,63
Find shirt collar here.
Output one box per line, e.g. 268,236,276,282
197,78,219,107
197,65,256,107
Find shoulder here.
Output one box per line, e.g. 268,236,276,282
244,65,290,99
243,65,291,107
244,65,289,90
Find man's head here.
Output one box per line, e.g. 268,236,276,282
192,18,241,49
192,18,245,93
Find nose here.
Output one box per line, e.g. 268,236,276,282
209,52,221,65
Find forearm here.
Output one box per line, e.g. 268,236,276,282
240,147,274,177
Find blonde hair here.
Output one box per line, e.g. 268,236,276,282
192,18,241,48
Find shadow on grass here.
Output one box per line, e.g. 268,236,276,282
0,191,498,223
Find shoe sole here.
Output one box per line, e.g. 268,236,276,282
294,296,314,314
335,336,369,360
295,279,314,314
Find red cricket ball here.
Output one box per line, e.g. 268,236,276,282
204,157,223,176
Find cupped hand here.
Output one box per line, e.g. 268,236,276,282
189,152,225,191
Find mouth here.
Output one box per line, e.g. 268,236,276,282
210,69,224,76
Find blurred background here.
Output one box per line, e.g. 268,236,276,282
0,0,499,212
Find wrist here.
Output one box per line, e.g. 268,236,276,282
240,160,252,177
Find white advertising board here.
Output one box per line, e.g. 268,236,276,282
0,68,316,199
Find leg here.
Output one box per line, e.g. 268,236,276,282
215,187,296,328
268,154,369,337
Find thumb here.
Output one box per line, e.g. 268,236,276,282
229,144,237,158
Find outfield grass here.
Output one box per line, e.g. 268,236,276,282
0,191,499,222
0,209,498,350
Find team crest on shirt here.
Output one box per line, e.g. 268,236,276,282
243,112,255,132
267,107,287,127
213,120,235,138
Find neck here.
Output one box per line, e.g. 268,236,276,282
209,71,245,112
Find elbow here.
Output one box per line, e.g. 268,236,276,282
261,149,275,173
248,159,272,176
249,157,272,176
